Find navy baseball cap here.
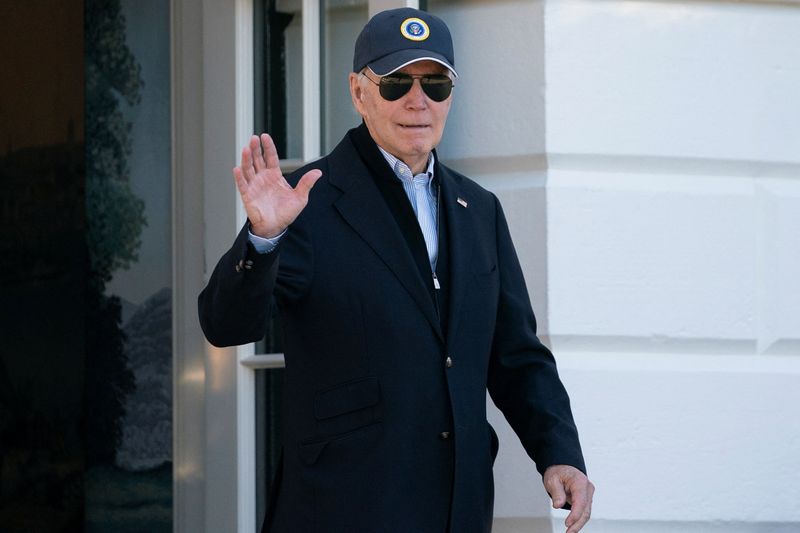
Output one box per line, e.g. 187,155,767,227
353,8,458,77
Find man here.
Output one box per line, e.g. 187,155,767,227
199,7,593,533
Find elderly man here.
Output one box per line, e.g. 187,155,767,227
199,7,593,533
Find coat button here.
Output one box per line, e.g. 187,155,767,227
439,431,450,440
445,356,453,368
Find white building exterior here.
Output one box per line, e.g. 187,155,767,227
173,0,800,531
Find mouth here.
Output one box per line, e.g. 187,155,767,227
398,123,430,130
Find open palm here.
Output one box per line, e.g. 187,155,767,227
233,133,322,238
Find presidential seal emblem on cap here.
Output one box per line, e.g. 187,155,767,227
400,18,430,41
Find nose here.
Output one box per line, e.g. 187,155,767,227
404,78,428,108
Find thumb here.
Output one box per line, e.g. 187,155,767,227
545,473,568,509
295,169,323,198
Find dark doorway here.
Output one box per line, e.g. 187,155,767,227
0,1,173,531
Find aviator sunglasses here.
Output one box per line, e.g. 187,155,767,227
363,71,454,102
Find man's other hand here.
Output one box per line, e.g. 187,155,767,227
543,464,595,533
233,133,322,238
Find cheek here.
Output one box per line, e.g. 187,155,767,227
435,107,451,129
367,101,390,125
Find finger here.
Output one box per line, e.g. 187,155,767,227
260,133,281,170
566,501,592,533
565,492,586,530
241,145,256,182
565,480,593,532
295,169,323,199
564,479,586,527
233,166,248,195
545,473,568,510
250,135,266,173
575,496,593,533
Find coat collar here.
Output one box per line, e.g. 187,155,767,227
326,124,474,346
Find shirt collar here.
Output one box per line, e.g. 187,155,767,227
376,146,436,182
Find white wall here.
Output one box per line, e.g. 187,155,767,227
434,0,800,531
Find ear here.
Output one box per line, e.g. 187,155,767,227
349,72,367,116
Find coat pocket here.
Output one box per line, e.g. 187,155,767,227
298,421,382,466
314,376,380,420
302,376,382,463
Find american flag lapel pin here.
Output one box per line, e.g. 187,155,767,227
457,197,468,208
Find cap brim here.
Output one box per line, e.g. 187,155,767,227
368,49,458,78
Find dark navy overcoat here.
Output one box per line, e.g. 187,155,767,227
199,124,585,533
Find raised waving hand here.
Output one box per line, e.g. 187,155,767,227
233,134,322,238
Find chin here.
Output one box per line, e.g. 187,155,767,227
403,143,434,157
403,135,437,152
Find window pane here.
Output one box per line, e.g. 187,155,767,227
255,367,285,530
86,0,173,529
255,0,304,160
322,0,368,152
0,1,172,531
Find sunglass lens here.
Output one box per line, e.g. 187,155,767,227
379,75,413,101
421,75,452,102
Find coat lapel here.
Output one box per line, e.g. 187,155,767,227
437,163,475,349
327,134,444,343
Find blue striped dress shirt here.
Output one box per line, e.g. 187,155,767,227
376,147,439,271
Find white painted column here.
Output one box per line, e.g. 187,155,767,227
541,1,800,531
200,0,241,527
302,0,321,161
172,0,207,530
